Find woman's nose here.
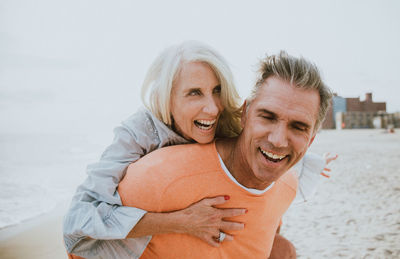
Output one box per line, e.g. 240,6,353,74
203,95,221,116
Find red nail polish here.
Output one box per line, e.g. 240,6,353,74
245,209,248,213
224,195,230,200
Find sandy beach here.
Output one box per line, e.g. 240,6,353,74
283,129,400,258
0,129,399,258
0,202,69,259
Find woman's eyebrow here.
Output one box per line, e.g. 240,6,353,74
185,87,201,92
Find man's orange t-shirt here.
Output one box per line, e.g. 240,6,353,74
119,142,297,259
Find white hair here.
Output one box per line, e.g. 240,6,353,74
141,41,242,137
248,51,332,131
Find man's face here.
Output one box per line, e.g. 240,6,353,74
240,76,320,188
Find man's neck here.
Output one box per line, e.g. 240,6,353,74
215,138,274,190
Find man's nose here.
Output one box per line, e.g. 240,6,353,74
203,95,221,116
267,123,289,148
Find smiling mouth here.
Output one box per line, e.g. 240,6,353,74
194,119,216,130
259,148,288,163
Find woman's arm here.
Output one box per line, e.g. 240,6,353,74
63,122,150,253
64,109,245,258
294,151,338,203
63,109,178,253
127,196,245,247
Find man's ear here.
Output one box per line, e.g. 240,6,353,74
308,134,316,147
240,100,248,128
308,123,321,147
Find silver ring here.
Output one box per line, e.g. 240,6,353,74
218,232,226,242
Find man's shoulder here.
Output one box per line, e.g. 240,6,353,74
277,169,298,192
123,142,220,188
119,142,221,210
136,142,218,168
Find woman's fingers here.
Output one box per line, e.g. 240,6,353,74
206,232,235,247
220,208,247,218
324,153,338,164
320,172,330,178
202,197,247,216
220,220,245,231
201,196,230,206
200,196,247,220
179,196,246,247
328,154,338,163
207,237,221,247
223,233,234,242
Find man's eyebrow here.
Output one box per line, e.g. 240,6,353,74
258,109,276,117
292,120,311,129
258,108,312,128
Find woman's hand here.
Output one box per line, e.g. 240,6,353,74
321,152,339,178
127,196,246,247
174,196,246,247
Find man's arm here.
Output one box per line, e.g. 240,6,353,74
269,227,296,259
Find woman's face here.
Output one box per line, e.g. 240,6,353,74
170,62,224,143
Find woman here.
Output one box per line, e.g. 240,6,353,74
64,41,333,258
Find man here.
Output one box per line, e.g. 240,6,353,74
118,51,332,258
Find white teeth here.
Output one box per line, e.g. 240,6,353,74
260,148,286,160
197,125,211,130
195,119,216,130
196,119,216,126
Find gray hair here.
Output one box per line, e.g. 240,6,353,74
248,51,332,130
141,41,242,138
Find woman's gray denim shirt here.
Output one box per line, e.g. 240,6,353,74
63,107,325,259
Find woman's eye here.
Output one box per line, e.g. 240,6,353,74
188,90,201,96
213,85,221,94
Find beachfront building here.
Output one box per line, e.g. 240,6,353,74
322,93,399,129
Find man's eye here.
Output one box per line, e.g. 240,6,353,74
262,116,275,121
293,125,307,131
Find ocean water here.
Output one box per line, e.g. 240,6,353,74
0,62,141,229
0,131,107,229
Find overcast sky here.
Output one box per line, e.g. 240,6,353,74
1,0,399,134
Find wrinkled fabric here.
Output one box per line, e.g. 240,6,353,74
293,152,326,203
118,142,298,258
63,107,188,258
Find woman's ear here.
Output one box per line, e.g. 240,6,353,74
240,100,248,128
